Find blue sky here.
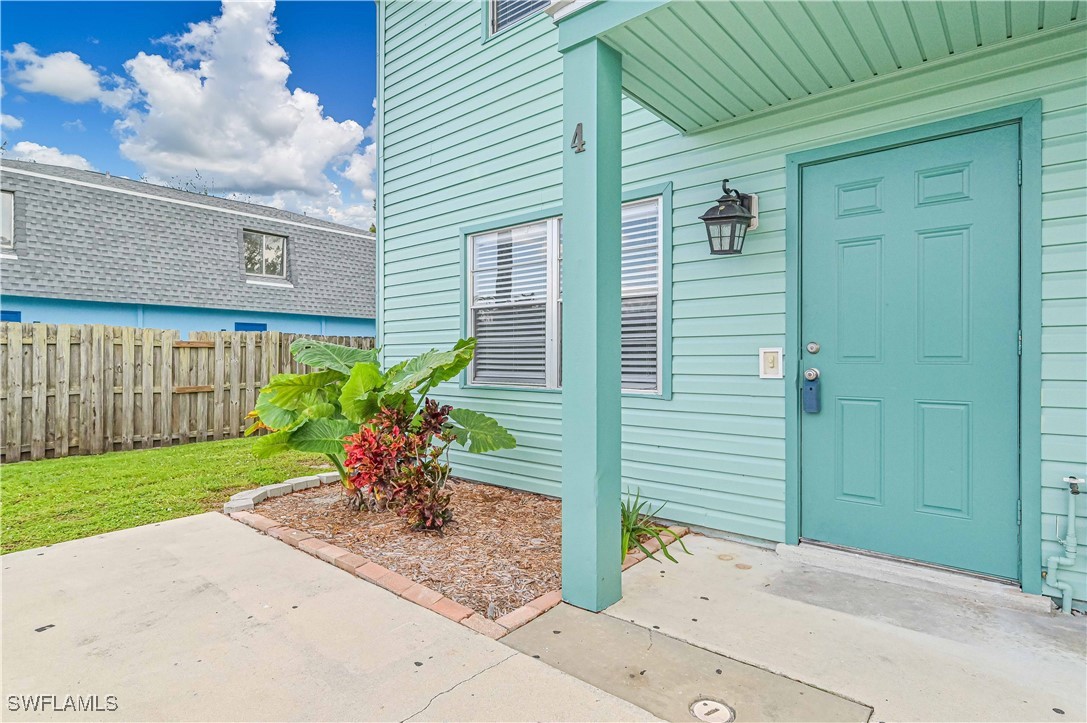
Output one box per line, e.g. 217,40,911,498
1,1,378,227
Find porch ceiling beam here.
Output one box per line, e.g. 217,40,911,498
554,0,668,52
559,38,624,612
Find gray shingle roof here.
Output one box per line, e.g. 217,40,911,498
1,159,376,319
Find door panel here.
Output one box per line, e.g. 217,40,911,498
800,124,1021,579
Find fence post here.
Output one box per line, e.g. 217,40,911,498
121,326,135,451
89,325,105,455
140,328,154,448
213,334,225,440
244,333,256,420
107,327,120,453
195,339,209,442
55,325,71,457
1,323,18,461
229,331,242,436
29,323,47,459
161,329,175,447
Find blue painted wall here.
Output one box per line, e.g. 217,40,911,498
0,295,375,339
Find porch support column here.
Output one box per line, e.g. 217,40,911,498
560,37,623,612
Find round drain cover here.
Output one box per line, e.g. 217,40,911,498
690,699,735,723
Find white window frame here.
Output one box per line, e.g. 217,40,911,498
1,191,14,250
466,197,663,394
466,217,558,389
243,230,288,279
489,0,548,35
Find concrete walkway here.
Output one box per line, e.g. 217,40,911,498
505,603,872,722
606,535,1087,723
1,513,655,722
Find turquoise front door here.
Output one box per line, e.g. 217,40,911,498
799,124,1021,580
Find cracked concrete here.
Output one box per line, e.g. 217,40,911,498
2,513,655,722
401,652,517,721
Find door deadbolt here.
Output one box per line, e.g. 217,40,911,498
806,341,820,354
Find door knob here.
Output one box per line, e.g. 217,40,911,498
804,368,820,381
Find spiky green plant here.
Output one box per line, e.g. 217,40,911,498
621,490,690,563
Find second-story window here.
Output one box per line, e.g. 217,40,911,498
1,191,14,250
244,231,287,278
491,0,549,34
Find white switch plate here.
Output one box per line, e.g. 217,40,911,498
759,347,783,379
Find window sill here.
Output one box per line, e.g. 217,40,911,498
459,381,667,400
0,252,17,261
245,277,293,288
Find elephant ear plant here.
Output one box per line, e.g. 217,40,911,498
245,338,516,530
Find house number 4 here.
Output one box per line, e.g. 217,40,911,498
571,122,586,153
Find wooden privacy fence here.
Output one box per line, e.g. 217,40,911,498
0,324,375,462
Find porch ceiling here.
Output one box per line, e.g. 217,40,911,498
597,1,1085,134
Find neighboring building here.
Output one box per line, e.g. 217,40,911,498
377,1,1087,611
0,159,375,337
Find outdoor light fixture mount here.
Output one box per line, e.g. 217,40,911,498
700,179,758,256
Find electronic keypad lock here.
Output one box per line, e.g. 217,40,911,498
802,368,821,414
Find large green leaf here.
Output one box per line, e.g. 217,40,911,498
262,370,344,409
287,418,359,456
301,401,337,420
430,338,476,385
385,339,477,396
252,430,293,458
447,408,517,454
339,362,386,423
253,389,299,430
290,338,378,374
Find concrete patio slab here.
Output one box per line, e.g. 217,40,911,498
504,603,872,722
1,513,655,722
607,535,1087,723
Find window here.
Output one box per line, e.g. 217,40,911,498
0,310,21,323
469,218,556,387
468,197,663,392
243,231,286,277
235,322,267,332
1,191,14,249
490,0,548,34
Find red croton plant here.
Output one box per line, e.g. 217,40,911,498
344,400,455,530
249,338,517,533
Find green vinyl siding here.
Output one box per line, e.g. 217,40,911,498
379,1,1086,601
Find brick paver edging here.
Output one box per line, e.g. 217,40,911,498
223,475,689,639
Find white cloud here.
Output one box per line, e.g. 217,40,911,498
3,42,130,109
341,143,376,202
8,141,94,170
117,1,366,206
2,1,377,228
1,113,22,130
62,119,86,132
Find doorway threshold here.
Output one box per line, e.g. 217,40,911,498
779,540,1051,614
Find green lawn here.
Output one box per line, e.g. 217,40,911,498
1,438,332,553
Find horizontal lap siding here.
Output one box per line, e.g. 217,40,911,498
382,0,564,502
1039,80,1087,604
381,2,1087,599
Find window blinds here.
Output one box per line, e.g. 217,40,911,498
469,198,661,391
492,0,549,32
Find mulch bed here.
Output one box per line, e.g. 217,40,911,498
255,478,561,619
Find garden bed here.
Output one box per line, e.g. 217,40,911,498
255,478,561,619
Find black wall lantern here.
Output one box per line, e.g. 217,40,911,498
699,179,757,256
